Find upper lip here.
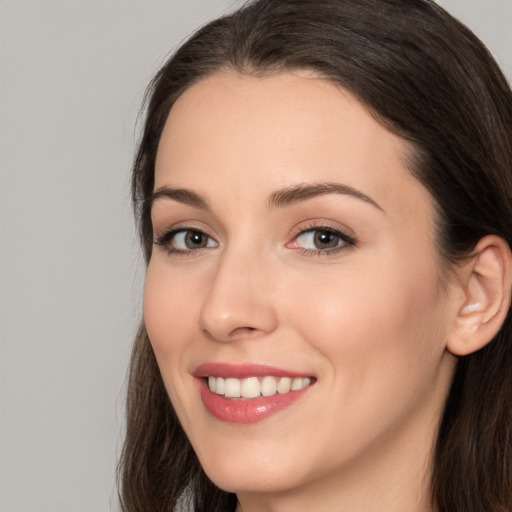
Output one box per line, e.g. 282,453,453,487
194,362,314,379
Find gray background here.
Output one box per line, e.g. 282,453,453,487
0,1,510,511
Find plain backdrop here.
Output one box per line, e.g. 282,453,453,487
0,1,510,511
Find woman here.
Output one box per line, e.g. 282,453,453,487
119,1,512,511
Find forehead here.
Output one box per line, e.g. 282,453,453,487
154,70,431,226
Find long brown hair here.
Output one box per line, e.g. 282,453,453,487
119,1,512,510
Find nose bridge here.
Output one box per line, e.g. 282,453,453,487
199,242,277,342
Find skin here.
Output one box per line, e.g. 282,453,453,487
144,70,461,512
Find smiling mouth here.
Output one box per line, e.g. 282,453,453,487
207,376,314,399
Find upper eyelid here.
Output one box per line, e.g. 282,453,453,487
154,226,216,242
153,220,216,238
292,227,356,244
289,220,356,239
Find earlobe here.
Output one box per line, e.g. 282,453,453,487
447,235,512,357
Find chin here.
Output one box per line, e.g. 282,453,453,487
205,466,300,495
196,445,306,494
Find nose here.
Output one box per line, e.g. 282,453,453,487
198,249,278,343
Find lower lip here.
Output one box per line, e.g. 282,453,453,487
199,379,312,424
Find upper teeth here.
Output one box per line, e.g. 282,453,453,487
207,376,312,399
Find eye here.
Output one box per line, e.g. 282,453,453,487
296,230,342,250
154,228,218,255
172,230,216,250
288,226,356,255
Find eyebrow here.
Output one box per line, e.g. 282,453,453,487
148,186,209,211
268,182,383,211
147,181,383,213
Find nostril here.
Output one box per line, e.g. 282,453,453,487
200,325,261,341
228,326,264,340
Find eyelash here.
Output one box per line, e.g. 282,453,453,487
153,227,217,257
289,223,357,258
153,223,357,258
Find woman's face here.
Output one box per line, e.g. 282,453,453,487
144,71,458,502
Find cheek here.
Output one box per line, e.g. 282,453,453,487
143,260,207,431
285,255,449,403
143,261,200,364
275,260,451,469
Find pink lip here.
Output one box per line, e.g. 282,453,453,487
194,362,311,379
194,363,315,424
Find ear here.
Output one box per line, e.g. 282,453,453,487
447,235,512,356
